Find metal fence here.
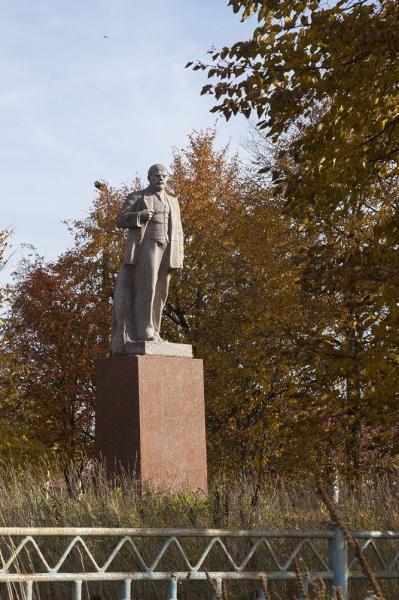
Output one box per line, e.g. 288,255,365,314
0,526,398,599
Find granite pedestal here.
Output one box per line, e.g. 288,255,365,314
95,354,207,494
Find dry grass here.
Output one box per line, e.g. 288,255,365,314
1,461,399,531
0,460,397,599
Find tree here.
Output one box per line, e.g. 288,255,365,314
0,229,10,306
3,133,314,474
0,230,48,462
192,0,399,217
244,123,399,477
4,129,398,478
191,1,399,477
292,204,399,477
166,132,334,475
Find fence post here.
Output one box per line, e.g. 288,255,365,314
121,578,131,600
298,579,309,600
72,580,82,600
168,576,178,600
256,587,266,600
328,523,348,600
211,577,223,600
25,580,33,600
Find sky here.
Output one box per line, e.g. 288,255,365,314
0,0,254,283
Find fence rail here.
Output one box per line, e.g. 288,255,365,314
0,527,398,599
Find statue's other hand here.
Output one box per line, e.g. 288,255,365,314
140,209,154,223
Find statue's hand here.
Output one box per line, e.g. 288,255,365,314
140,209,154,223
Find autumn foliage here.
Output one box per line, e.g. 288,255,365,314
1,0,399,481
0,123,397,482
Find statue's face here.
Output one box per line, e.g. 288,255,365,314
148,166,168,192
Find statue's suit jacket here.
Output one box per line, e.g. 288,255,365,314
116,189,184,269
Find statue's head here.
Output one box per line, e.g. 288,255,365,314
148,163,168,192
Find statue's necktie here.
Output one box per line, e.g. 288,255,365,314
156,192,165,207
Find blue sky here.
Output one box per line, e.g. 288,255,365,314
0,0,253,281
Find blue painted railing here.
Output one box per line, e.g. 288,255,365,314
0,526,397,599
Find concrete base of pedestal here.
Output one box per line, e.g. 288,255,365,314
95,355,208,494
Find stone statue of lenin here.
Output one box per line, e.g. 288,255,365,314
111,164,184,355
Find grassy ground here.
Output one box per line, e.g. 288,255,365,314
0,461,397,599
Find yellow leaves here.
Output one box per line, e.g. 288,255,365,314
195,0,399,225
2,122,399,478
334,113,342,125
283,16,295,29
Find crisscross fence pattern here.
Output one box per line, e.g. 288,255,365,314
0,527,398,599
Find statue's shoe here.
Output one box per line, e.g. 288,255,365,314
133,335,165,342
151,334,164,342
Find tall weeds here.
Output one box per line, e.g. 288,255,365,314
0,460,396,599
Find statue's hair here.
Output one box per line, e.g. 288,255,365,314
147,164,168,179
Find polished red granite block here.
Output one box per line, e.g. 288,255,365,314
95,355,208,494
